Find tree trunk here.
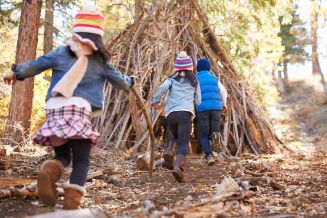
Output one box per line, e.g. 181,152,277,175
134,0,144,19
310,0,322,76
310,0,327,96
271,64,276,80
5,0,42,143
43,0,54,54
283,59,289,82
278,70,286,93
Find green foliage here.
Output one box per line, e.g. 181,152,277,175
97,0,134,40
249,0,277,8
0,0,304,124
0,0,21,26
278,5,309,64
0,1,19,77
199,0,294,106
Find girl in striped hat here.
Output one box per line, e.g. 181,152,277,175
150,51,201,183
4,5,134,209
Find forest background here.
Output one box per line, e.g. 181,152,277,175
0,0,326,142
1,1,327,216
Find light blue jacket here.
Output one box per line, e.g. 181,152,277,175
151,77,201,117
13,45,134,109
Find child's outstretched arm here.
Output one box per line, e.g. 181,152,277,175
151,79,172,105
104,62,134,91
10,48,58,81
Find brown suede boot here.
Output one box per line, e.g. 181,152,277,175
63,184,86,210
163,140,175,170
37,159,64,207
172,154,186,183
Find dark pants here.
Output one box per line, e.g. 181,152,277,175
197,110,222,159
166,111,192,155
53,139,91,186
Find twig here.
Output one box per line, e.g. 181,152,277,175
150,192,237,218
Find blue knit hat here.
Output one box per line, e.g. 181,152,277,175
197,58,211,72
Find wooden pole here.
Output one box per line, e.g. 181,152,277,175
131,87,156,177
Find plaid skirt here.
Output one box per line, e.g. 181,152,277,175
34,105,100,147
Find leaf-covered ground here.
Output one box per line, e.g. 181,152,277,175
0,79,326,218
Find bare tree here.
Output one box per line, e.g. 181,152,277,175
311,0,322,75
310,0,327,96
44,0,54,54
5,0,42,143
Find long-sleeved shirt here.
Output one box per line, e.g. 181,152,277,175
218,80,227,107
151,77,201,117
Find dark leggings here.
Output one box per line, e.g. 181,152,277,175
197,110,222,158
53,139,91,186
166,111,192,155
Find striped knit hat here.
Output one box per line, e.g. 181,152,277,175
73,4,105,37
173,51,194,72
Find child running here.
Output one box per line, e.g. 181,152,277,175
150,51,201,183
195,58,227,165
4,5,134,209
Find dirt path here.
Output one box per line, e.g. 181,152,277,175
266,79,327,154
0,79,326,217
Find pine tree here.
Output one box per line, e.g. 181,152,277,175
278,5,308,83
5,0,42,143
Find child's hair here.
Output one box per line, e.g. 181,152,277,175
170,70,198,88
69,32,110,64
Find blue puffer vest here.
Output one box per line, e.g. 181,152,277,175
196,70,223,112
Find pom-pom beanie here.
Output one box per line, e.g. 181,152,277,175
173,51,194,72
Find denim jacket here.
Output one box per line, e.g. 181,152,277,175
13,45,133,109
151,78,201,117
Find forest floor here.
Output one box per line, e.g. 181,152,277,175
0,78,326,218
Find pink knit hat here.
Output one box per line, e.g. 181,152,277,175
173,51,194,72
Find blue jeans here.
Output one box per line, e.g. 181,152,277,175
166,111,192,155
197,110,222,158
53,139,91,186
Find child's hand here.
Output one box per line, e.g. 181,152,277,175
4,73,16,85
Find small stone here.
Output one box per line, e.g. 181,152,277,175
240,181,251,190
144,200,155,213
215,177,239,196
184,195,193,201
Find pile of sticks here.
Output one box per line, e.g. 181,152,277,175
94,0,281,157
